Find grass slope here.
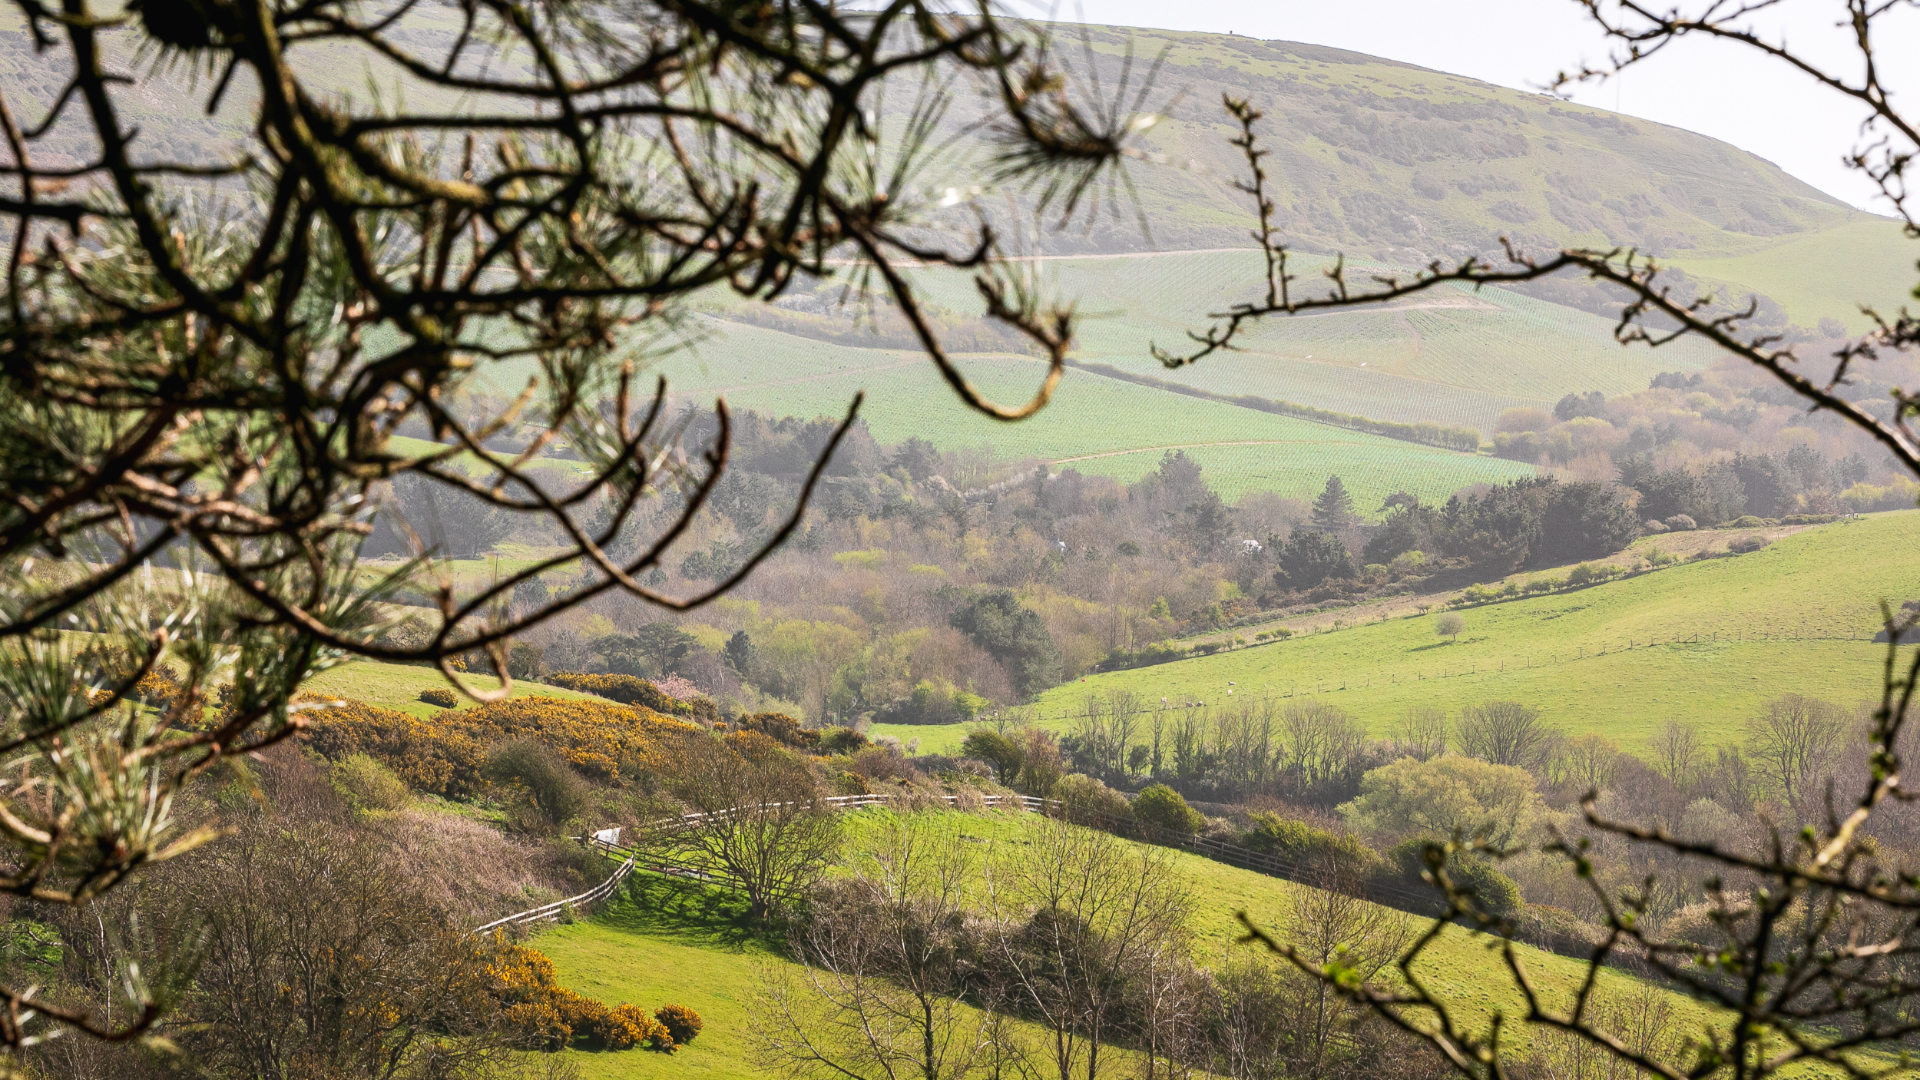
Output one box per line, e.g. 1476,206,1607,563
1666,217,1918,333
904,252,1727,423
645,322,1532,508
882,512,1920,756
534,808,1725,1079
303,661,603,720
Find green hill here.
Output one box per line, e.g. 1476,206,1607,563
640,318,1533,508
879,511,1920,756
531,807,1724,1079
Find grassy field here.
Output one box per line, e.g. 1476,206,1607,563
303,661,602,720
880,512,1920,756
905,254,1726,425
533,807,1728,1079
641,324,1533,508
1666,217,1917,334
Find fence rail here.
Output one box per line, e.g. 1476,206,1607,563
474,853,636,935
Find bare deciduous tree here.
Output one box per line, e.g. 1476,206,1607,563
1393,706,1449,762
660,734,841,924
1648,720,1704,789
987,818,1192,1080
1745,694,1848,819
1455,701,1557,771
759,817,997,1080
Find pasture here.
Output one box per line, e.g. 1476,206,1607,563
644,325,1532,508
880,512,1920,756
533,807,1729,1079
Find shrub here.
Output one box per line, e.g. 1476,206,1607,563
419,687,459,708
1663,514,1697,531
1435,612,1464,640
1729,514,1768,528
1384,839,1522,920
1566,562,1606,586
330,753,412,812
543,671,679,712
1729,534,1770,553
485,738,595,830
1132,784,1204,834
1241,812,1383,877
655,1003,703,1046
739,712,818,748
816,727,870,755
1051,773,1132,826
303,695,701,798
960,728,1024,784
1641,518,1667,534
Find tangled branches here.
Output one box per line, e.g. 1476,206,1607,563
0,0,1149,1052
1191,4,1920,1077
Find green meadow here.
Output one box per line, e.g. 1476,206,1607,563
644,325,1532,508
531,807,1729,1079
880,512,1920,756
303,660,602,720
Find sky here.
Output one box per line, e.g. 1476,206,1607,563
1009,0,1919,212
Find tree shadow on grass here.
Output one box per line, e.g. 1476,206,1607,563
594,871,774,950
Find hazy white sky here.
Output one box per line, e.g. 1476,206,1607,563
1013,0,1919,212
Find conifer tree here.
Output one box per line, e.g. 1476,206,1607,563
1310,476,1358,532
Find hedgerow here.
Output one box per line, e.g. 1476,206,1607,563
301,695,702,798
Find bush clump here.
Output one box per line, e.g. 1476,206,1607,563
1051,774,1132,826
1384,839,1522,920
1729,534,1771,553
1663,514,1697,531
330,752,412,812
1240,812,1384,878
655,1003,703,1046
304,695,702,798
419,687,458,708
1132,783,1204,834
485,940,672,1052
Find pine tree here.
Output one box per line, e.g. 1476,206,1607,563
1311,476,1358,532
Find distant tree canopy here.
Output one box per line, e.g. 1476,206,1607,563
1361,477,1638,573
1275,529,1358,590
949,590,1063,700
1310,475,1359,532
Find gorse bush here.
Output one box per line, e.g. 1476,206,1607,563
655,1003,703,1046
484,939,671,1051
419,687,459,708
303,695,702,798
542,671,683,713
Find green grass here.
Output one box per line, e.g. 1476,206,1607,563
642,325,1531,508
303,660,602,720
534,807,1728,1078
906,254,1725,425
1667,218,1917,333
881,512,1920,756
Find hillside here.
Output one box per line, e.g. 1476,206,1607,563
877,511,1920,755
531,807,1721,1079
